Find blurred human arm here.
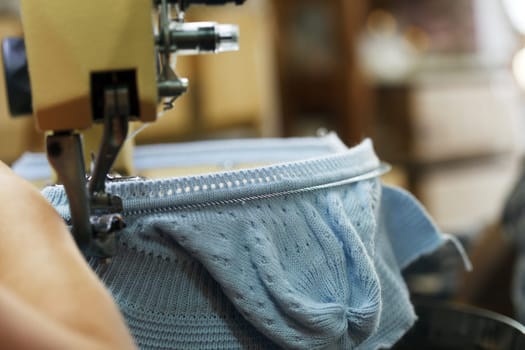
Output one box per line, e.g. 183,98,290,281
0,161,136,350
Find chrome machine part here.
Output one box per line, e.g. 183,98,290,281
154,0,241,108
46,132,92,252
89,87,130,196
156,0,188,104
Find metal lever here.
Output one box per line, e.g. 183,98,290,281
46,87,130,258
89,87,130,196
85,87,130,257
47,132,92,251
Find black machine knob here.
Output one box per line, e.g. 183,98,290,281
2,37,32,117
2,37,32,116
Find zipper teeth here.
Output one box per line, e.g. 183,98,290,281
123,163,391,216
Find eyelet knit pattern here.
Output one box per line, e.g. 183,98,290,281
42,135,445,349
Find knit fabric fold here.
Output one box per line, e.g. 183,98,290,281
150,184,382,349
42,134,446,349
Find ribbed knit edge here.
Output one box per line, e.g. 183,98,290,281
42,138,380,218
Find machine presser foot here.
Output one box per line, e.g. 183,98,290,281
46,87,132,258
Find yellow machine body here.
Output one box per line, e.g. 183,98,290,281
19,0,158,132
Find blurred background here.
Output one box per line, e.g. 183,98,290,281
2,0,525,325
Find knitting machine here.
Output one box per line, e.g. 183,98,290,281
2,0,245,257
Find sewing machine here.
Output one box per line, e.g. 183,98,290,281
2,0,245,258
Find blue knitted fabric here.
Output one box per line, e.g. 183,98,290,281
42,134,446,349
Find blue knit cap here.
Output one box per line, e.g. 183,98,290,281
43,135,446,349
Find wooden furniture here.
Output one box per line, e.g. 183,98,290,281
272,0,374,144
